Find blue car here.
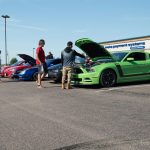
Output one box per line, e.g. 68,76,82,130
18,58,61,81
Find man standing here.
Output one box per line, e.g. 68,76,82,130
36,39,46,88
61,41,85,89
46,51,54,59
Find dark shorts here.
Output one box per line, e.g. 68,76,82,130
37,64,44,74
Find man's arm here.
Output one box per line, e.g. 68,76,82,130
36,53,42,64
74,51,85,58
36,49,42,64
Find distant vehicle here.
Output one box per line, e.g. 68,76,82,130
18,58,61,81
5,54,36,78
0,61,24,77
72,38,150,87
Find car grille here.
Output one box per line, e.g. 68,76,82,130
73,68,83,74
72,78,82,82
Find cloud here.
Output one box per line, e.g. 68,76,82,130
11,24,46,31
0,17,46,31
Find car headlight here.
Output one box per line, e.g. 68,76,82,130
16,69,24,74
19,70,26,74
86,68,95,72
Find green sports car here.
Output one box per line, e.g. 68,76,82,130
72,38,150,87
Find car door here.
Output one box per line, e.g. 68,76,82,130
118,52,147,77
146,53,150,74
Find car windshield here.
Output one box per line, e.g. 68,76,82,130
112,52,128,61
75,56,85,64
23,63,30,66
11,61,22,66
96,58,113,63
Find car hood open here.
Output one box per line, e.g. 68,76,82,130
75,38,112,60
18,54,36,66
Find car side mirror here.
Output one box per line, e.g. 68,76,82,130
127,57,134,61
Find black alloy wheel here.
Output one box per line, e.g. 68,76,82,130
100,69,116,87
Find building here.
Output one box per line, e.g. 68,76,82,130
100,35,150,52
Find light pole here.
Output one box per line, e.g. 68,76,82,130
1,15,10,65
33,48,35,58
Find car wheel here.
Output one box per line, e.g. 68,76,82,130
54,72,62,83
100,69,116,87
32,72,38,81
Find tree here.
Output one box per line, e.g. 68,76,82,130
10,57,18,65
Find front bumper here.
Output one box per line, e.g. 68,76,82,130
18,74,32,81
48,71,62,81
72,72,99,85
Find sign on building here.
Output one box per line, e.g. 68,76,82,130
100,36,150,52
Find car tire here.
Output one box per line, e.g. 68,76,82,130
54,72,62,83
100,69,116,87
32,72,38,81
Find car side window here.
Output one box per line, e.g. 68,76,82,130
126,52,146,61
53,59,61,65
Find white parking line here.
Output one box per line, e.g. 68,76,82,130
95,84,150,92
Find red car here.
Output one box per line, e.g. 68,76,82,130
4,54,36,78
0,61,24,77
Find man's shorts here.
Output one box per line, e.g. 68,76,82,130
37,63,48,74
37,64,44,74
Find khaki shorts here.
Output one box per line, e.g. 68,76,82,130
62,66,72,84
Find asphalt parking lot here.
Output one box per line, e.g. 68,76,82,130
0,79,150,150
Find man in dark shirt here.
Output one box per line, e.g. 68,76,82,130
61,41,85,89
46,52,53,59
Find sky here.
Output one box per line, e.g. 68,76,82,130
0,0,150,64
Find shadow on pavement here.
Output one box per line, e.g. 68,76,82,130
54,137,150,150
73,80,150,89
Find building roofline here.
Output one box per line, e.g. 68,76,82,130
99,35,150,44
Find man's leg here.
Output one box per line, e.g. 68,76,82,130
37,73,41,86
62,67,67,89
41,73,45,80
37,65,43,88
66,68,72,89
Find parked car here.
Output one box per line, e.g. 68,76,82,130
5,54,36,78
18,58,61,81
47,57,85,83
0,61,24,77
48,63,62,82
72,38,150,87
